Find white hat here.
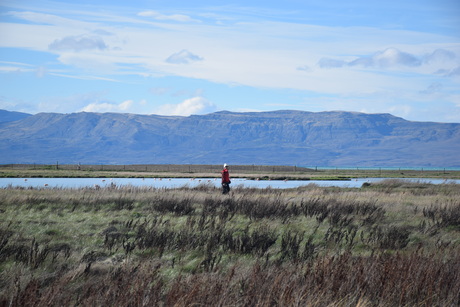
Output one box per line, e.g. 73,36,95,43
224,163,227,167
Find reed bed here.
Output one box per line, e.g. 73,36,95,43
0,181,459,306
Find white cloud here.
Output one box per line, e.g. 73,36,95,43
30,92,106,113
81,100,133,113
4,7,458,95
296,65,311,72
165,50,204,64
388,104,413,118
424,49,456,64
7,11,93,28
2,2,460,122
0,64,32,73
0,96,32,113
56,53,116,73
317,48,423,69
447,66,460,77
48,73,121,82
351,48,421,68
35,66,47,77
49,35,107,51
317,48,460,73
419,82,443,95
154,97,217,116
150,87,171,95
318,58,346,68
137,10,199,22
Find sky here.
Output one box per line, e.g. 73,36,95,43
0,0,459,122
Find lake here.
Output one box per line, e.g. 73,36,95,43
1,177,458,189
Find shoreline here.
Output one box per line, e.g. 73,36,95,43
1,164,460,180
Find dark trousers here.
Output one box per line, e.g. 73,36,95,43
222,182,230,194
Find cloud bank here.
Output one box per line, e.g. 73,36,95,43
154,97,217,116
1,1,459,122
318,48,457,70
81,100,133,113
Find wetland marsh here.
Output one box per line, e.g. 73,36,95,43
1,176,459,306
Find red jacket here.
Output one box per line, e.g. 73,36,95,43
221,168,230,183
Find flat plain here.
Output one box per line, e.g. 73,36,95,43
1,163,459,180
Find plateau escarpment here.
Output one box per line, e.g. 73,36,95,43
0,109,459,167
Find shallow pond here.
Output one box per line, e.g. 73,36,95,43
0,177,458,189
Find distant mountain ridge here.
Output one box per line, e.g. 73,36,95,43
0,109,459,167
0,109,32,124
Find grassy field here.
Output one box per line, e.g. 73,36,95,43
1,164,459,180
1,180,459,306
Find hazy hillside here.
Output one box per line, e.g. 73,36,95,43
0,109,459,167
0,110,32,124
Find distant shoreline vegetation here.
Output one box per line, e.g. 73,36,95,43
307,166,460,171
2,163,459,170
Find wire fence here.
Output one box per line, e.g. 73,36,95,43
0,164,312,174
1,164,457,176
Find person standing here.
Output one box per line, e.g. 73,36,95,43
221,163,231,194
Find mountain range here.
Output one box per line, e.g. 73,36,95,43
1,109,459,167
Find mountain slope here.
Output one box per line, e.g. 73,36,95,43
0,110,459,167
0,110,32,124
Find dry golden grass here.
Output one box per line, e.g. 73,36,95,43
0,181,459,306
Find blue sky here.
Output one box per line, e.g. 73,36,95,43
1,0,459,122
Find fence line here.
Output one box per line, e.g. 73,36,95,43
0,164,311,173
0,164,455,174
